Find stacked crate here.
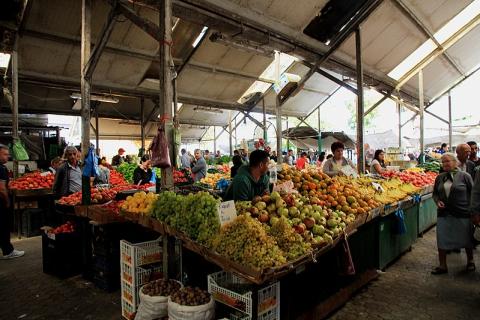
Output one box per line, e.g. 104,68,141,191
120,239,162,320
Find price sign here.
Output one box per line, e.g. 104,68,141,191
341,165,358,178
218,200,237,226
371,182,385,192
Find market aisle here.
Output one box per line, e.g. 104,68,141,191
0,236,120,320
329,227,480,320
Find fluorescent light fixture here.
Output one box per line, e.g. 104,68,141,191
192,26,208,47
70,93,119,104
388,0,480,81
0,53,11,68
193,106,223,114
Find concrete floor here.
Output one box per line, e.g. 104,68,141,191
1,227,480,320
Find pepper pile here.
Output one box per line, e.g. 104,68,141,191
9,172,54,190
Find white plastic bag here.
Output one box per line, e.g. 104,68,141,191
135,280,183,320
168,297,215,320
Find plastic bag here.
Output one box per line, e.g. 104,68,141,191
150,125,171,168
12,140,29,161
82,146,99,177
394,209,407,235
168,297,215,320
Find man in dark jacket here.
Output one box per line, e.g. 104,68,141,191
111,148,126,166
225,150,270,201
191,149,207,182
0,144,25,259
53,146,82,198
456,143,476,179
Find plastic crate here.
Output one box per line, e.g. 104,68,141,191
120,239,162,267
208,271,280,318
121,262,134,286
135,264,163,287
42,231,82,278
122,281,136,306
230,312,250,320
21,208,44,237
121,299,135,320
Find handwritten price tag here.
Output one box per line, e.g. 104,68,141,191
218,200,237,226
371,182,385,192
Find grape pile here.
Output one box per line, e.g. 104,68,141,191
142,279,181,297
267,218,312,260
212,215,286,270
152,191,220,245
170,287,211,306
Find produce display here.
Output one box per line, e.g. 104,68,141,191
152,191,220,245
417,160,441,173
9,171,54,190
381,170,437,187
173,168,191,184
142,279,181,297
48,221,75,234
100,200,125,215
200,172,231,189
57,188,117,206
110,169,127,185
116,163,137,183
170,287,211,306
121,191,158,215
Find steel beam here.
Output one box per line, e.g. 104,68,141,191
84,5,118,81
355,28,365,173
314,67,357,95
392,0,465,76
158,0,174,189
448,91,453,149
364,94,389,116
229,111,233,156
419,69,424,161
397,101,402,149
140,97,145,149
95,105,100,155
262,98,267,143
12,43,19,178
116,0,164,43
240,111,264,130
317,105,322,152
396,14,480,89
401,113,417,128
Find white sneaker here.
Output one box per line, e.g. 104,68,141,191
1,249,25,259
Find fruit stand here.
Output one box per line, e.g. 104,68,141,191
42,163,439,319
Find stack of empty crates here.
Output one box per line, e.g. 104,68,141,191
120,238,163,320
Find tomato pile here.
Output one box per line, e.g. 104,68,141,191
100,200,125,215
9,172,54,190
58,188,117,206
382,170,437,187
110,169,127,185
173,169,189,184
48,221,75,234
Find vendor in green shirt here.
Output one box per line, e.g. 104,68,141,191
225,150,270,201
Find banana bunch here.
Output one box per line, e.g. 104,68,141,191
399,183,421,194
381,178,403,190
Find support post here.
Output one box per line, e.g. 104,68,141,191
81,0,92,205
12,43,19,178
140,98,145,151
355,28,365,173
229,111,233,156
234,116,238,149
448,91,453,149
317,107,322,152
397,101,402,149
95,106,100,155
159,0,174,190
419,69,425,163
213,126,217,155
286,118,290,151
262,98,267,143
274,51,282,164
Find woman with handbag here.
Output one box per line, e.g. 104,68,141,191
432,153,475,274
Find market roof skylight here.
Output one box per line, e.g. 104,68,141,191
388,0,480,81
0,53,11,68
238,52,298,103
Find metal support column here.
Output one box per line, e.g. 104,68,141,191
317,107,322,152
95,106,100,155
234,116,238,149
81,0,92,205
448,91,453,149
140,98,145,151
286,118,290,151
419,69,425,163
11,43,19,178
274,51,282,164
355,28,365,173
229,111,233,156
397,101,402,149
159,0,174,190
213,126,217,155
262,98,267,143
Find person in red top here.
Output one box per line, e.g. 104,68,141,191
296,152,309,170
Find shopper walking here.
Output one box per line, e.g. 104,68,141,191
456,143,475,178
285,149,294,166
180,148,191,169
432,153,475,274
191,149,207,182
53,146,82,198
370,150,387,175
296,152,309,170
0,144,25,259
467,141,480,166
133,155,153,185
323,142,356,177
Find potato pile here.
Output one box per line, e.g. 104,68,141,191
170,287,211,306
142,279,181,297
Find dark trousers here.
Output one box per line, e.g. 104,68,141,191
0,205,13,255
